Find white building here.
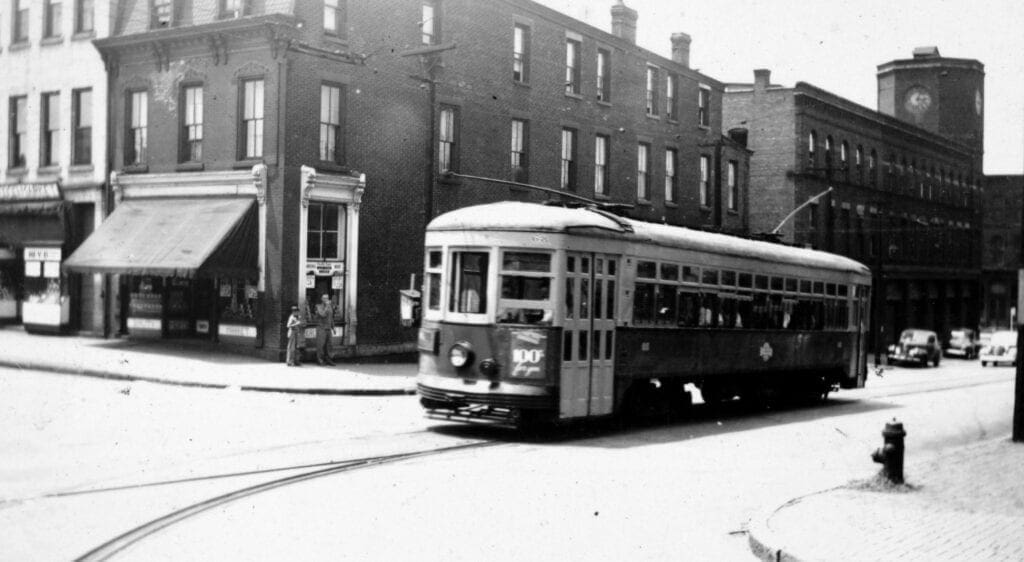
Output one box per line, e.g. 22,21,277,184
0,0,110,334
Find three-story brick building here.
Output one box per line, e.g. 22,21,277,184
67,0,749,360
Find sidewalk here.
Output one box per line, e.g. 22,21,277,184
748,437,1024,561
0,326,417,396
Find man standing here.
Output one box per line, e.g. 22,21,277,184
314,294,337,366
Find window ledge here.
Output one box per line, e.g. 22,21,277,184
315,161,351,174
697,124,711,131
513,80,531,89
176,162,205,172
6,167,27,177
9,41,30,52
38,165,61,175
636,198,652,206
69,164,95,173
123,164,149,174
564,92,583,100
322,33,349,46
645,113,660,121
437,172,461,186
596,99,611,107
727,209,739,215
700,205,712,212
593,193,611,201
72,31,96,41
665,201,678,208
40,36,65,46
233,159,263,170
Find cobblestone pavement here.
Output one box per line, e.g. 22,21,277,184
750,437,1024,561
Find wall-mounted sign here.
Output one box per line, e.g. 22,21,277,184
305,274,315,289
306,261,345,276
331,275,344,290
25,261,41,278
245,285,258,299
43,261,60,279
0,183,60,202
196,320,210,334
24,247,61,262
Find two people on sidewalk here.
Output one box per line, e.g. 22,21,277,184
286,294,337,367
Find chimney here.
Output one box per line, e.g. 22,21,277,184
670,33,691,68
912,46,941,59
611,1,638,44
754,68,771,92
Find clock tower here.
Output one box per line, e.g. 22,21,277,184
877,46,985,158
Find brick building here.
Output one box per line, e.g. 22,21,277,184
66,0,748,360
980,175,1022,329
723,48,983,354
0,0,110,335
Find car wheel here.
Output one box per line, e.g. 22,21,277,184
934,356,941,367
981,361,987,367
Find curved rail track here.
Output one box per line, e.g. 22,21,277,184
75,440,497,562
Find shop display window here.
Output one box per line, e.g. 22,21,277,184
129,277,163,318
23,248,66,305
219,278,257,324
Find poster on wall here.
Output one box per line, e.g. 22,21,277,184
220,283,232,297
331,275,344,290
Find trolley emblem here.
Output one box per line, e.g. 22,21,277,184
511,330,546,379
759,342,773,362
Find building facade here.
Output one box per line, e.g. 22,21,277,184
67,0,748,360
0,0,110,334
980,175,1022,329
723,49,983,354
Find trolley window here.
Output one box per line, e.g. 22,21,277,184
498,251,552,325
449,251,488,314
721,270,736,287
637,260,657,279
425,249,443,312
682,266,699,284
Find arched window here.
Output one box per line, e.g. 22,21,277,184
868,149,877,187
824,136,833,168
855,144,864,183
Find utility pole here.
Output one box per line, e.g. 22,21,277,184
1014,179,1024,441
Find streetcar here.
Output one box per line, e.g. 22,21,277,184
416,201,872,426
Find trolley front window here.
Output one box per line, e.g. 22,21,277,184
450,252,488,314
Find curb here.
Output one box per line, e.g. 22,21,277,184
0,359,418,397
746,486,846,562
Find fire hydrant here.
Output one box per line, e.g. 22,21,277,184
871,418,906,484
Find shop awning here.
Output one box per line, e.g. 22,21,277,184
63,198,258,279
0,201,67,247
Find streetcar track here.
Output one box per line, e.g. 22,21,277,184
75,440,498,562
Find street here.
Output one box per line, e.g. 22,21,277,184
0,359,1015,561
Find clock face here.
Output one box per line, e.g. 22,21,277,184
975,89,983,115
904,86,932,114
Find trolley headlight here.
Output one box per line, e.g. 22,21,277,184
449,342,474,368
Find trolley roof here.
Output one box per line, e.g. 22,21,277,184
428,202,871,277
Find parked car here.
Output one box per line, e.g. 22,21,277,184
887,329,941,367
979,330,1017,367
944,328,981,359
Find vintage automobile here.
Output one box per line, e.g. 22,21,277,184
944,328,981,359
887,328,941,367
979,330,1017,367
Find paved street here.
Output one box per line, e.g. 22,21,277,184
0,358,1016,560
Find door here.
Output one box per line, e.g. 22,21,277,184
560,252,617,418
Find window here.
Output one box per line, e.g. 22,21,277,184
666,74,677,120
664,148,677,203
438,105,458,172
181,85,203,162
450,251,488,314
41,92,60,167
510,119,528,181
840,141,848,169
807,130,817,168
425,249,443,312
240,79,264,159
855,145,864,182
699,154,710,207
126,91,148,165
824,136,833,168
45,0,62,38
727,160,738,211
560,128,577,190
220,0,249,19
306,202,346,260
697,86,710,127
319,84,343,163
72,88,92,165
594,134,609,196
323,0,345,36
151,0,173,28
75,0,94,33
498,251,552,325
421,1,439,45
9,96,28,169
512,24,530,83
636,143,650,200
13,0,29,42
565,38,581,95
596,48,610,102
645,66,659,116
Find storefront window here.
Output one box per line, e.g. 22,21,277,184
219,278,257,324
